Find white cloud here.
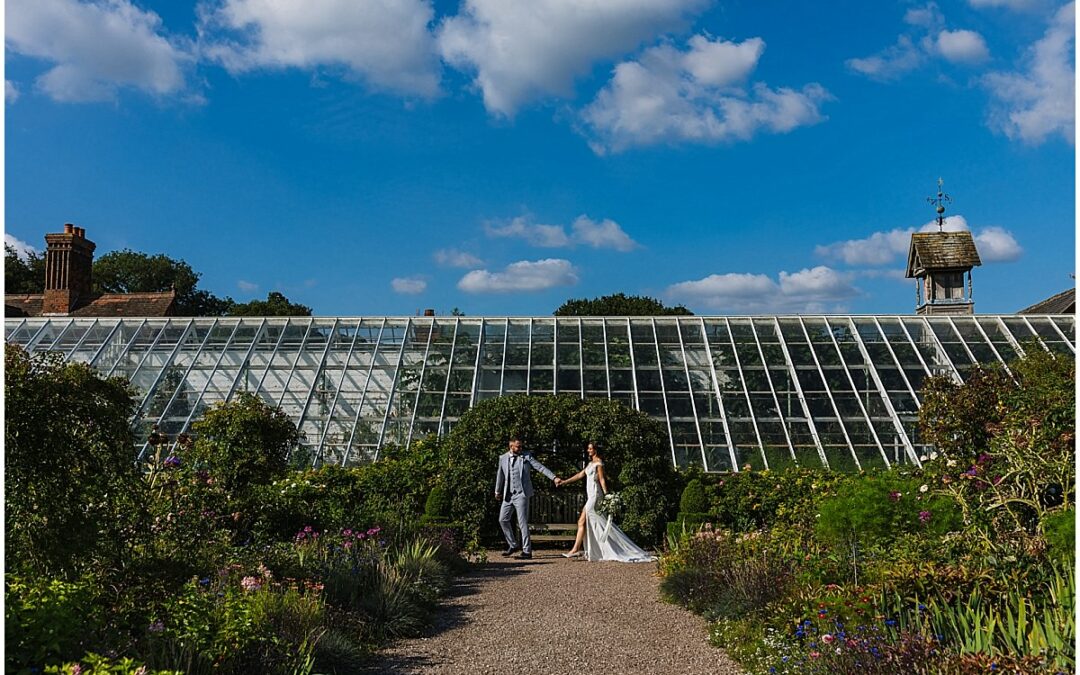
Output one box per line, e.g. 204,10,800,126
200,0,441,97
6,81,20,103
983,1,1074,144
969,0,1039,9
570,216,640,251
485,216,571,247
6,0,190,102
433,248,483,268
437,0,708,116
581,35,829,153
485,214,640,251
237,279,259,292
846,36,926,80
814,229,913,266
935,29,990,63
5,234,39,259
458,258,578,293
392,276,427,294
667,266,859,313
971,226,1024,262
848,4,990,79
816,214,1023,266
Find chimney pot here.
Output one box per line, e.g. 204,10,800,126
64,223,75,234
423,308,435,316
76,227,85,238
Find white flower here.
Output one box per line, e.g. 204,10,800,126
919,455,928,462
929,451,939,460
947,459,957,467
919,484,928,493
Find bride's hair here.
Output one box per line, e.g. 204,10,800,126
587,441,602,458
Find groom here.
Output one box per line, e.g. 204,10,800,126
494,436,562,559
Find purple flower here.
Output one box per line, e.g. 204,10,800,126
888,491,901,502
918,510,932,524
148,620,165,633
163,455,181,468
71,665,83,675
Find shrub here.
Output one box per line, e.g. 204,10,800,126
421,485,453,524
442,394,677,545
679,479,709,514
6,576,102,671
187,393,298,498
44,653,182,674
816,475,961,550
1043,509,1075,563
5,346,146,577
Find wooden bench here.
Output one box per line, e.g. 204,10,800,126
527,492,585,547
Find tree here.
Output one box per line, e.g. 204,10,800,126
441,394,678,545
228,291,312,317
5,345,146,577
555,293,693,316
5,244,46,294
93,249,233,316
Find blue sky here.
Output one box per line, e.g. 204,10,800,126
5,0,1075,316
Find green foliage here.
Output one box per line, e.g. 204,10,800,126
188,394,298,498
441,394,677,544
554,292,693,316
6,576,102,671
920,349,1075,560
5,346,146,577
679,479,709,513
93,249,233,316
227,291,312,317
815,475,961,548
665,513,710,541
422,485,453,524
44,653,182,674
5,243,46,293
1042,509,1074,563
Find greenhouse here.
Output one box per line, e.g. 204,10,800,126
5,314,1074,471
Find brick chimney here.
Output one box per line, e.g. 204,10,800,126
42,224,96,315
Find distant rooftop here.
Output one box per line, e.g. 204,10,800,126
1019,288,1075,315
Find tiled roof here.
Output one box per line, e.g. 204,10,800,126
4,291,176,317
1019,288,1075,315
905,231,982,278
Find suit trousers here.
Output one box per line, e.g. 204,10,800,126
498,492,532,553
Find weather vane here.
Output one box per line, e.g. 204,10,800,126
927,177,950,231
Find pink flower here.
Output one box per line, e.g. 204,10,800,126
918,510,932,524
888,491,901,502
822,634,835,644
241,576,263,592
70,665,83,675
809,651,821,659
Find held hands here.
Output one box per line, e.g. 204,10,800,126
554,477,563,487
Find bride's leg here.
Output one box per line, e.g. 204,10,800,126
568,507,587,554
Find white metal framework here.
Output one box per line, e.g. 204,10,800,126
6,315,1074,471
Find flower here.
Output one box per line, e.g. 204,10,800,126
198,577,210,586
822,634,835,644
919,484,928,493
888,491,902,502
809,651,821,659
918,510,932,524
241,576,263,592
148,620,165,633
163,455,181,468
946,458,957,467
929,451,939,460
70,665,83,675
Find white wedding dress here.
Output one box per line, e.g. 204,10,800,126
583,462,655,563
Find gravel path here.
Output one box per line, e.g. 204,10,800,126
364,551,744,674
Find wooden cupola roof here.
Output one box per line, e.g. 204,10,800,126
905,230,982,278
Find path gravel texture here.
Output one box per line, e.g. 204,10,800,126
364,551,745,674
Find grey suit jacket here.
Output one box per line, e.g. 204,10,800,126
494,451,556,500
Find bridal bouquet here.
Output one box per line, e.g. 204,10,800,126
596,491,623,520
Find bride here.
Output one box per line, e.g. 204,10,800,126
558,442,654,562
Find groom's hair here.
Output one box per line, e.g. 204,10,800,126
509,434,522,443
